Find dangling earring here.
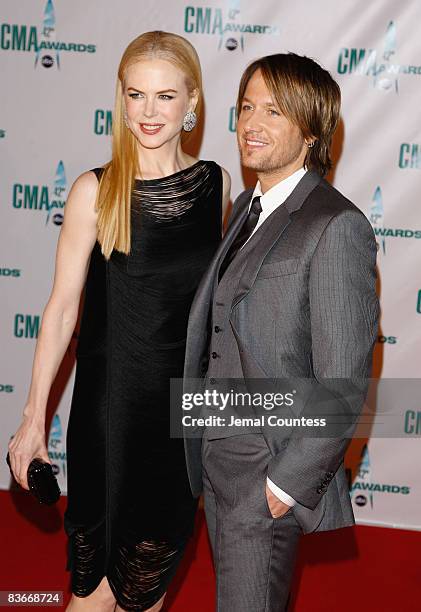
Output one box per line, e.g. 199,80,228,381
123,111,129,128
183,110,197,132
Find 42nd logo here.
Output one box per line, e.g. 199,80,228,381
35,0,59,68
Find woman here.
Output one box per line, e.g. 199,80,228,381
8,31,230,612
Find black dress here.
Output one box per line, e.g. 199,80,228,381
64,160,222,610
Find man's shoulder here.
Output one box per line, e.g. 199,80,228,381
312,178,362,217
306,179,375,241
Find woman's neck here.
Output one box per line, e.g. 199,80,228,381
135,140,194,180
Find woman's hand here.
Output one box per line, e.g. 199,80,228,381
7,415,50,490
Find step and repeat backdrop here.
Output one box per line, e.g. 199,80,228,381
1,0,420,529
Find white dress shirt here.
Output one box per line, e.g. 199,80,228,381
244,166,307,245
242,166,307,507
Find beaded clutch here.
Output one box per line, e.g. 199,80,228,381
6,453,61,505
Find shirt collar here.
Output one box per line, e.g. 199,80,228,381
251,167,307,213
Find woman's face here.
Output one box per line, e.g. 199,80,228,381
123,58,196,150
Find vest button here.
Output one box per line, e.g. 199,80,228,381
211,352,218,359
210,378,216,384
214,325,221,333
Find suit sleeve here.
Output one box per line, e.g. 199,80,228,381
267,209,380,509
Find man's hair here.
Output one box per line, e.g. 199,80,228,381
236,53,341,177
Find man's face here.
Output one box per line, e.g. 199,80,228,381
237,69,307,179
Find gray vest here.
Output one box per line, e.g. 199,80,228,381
204,240,262,439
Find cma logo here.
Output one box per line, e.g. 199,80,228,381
337,21,421,93
184,4,279,53
0,0,96,69
377,335,397,344
14,314,40,339
12,160,67,226
0,268,21,277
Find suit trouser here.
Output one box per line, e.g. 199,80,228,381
202,433,302,612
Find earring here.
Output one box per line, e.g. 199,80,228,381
183,110,197,132
306,140,315,148
123,111,129,128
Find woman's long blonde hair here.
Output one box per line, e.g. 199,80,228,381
96,31,203,259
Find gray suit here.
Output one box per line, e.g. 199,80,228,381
183,170,379,610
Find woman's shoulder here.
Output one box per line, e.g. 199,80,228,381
206,161,230,195
199,160,231,219
89,167,105,182
70,167,105,195
201,159,231,183
65,169,102,217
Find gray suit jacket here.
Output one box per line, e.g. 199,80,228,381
183,170,379,533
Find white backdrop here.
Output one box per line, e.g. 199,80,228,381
1,0,420,530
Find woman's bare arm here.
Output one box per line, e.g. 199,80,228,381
8,170,99,489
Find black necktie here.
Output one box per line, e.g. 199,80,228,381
218,196,262,281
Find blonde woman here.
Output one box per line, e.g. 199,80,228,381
8,31,230,611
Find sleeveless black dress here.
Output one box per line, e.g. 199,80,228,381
64,160,222,610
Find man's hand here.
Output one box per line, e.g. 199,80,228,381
265,484,292,518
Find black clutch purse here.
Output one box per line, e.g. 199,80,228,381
6,452,61,505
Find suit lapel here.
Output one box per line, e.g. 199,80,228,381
232,171,322,309
214,188,253,278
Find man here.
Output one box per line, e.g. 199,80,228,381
183,53,379,611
